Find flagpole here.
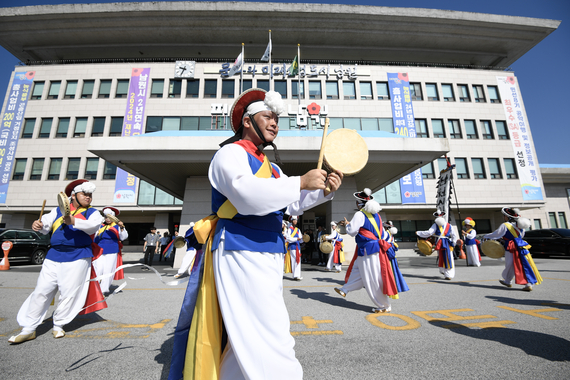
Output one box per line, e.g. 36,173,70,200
268,30,272,91
240,42,244,93
297,44,301,107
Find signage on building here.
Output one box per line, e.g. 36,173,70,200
496,76,543,201
435,161,455,223
219,63,358,80
388,72,426,204
0,71,34,204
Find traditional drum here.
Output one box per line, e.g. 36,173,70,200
417,239,434,256
302,234,310,243
57,192,71,216
481,240,505,259
320,241,333,254
322,128,369,176
107,214,121,224
173,236,187,249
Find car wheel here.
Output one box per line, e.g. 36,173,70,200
31,249,46,265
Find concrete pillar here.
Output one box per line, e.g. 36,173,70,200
327,176,358,263
154,213,170,235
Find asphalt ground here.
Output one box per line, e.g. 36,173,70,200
1,249,569,380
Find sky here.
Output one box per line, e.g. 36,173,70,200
0,0,568,164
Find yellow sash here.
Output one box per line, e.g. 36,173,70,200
362,210,381,239
51,206,90,233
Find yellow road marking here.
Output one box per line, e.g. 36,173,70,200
497,306,561,320
366,313,421,330
442,320,516,329
411,308,497,322
292,330,343,336
291,316,332,329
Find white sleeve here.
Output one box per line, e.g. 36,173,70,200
465,229,477,239
345,212,365,237
416,223,438,238
39,208,58,235
285,229,298,243
119,228,129,240
74,210,105,236
325,233,334,241
484,224,507,240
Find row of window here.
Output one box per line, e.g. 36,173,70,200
548,212,568,229
422,157,519,180
29,77,502,103
12,157,117,181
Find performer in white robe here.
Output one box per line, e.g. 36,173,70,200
416,210,458,280
325,221,343,272
461,217,481,267
285,216,303,280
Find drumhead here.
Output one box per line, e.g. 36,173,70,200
323,129,368,176
320,241,333,254
107,214,120,224
302,234,310,243
57,192,70,216
481,240,505,259
417,239,433,256
173,236,187,249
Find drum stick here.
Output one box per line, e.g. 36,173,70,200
38,200,46,221
317,118,331,192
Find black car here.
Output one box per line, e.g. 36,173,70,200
522,228,570,256
0,228,50,264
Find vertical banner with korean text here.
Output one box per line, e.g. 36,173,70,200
113,68,150,203
496,76,543,201
0,71,35,203
387,72,426,204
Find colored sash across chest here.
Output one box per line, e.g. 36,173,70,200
51,205,90,233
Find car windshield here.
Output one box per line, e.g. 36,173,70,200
552,228,570,237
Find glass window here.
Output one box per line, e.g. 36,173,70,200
91,117,106,137
48,81,61,99
199,116,212,130
169,79,182,98
30,158,44,180
473,85,486,102
56,117,70,138
549,212,558,228
360,81,372,100
481,120,494,139
559,212,568,229
471,158,486,179
496,120,509,140
361,118,378,131
432,119,445,138
181,117,199,130
464,120,478,139
504,158,518,179
437,158,448,173
85,158,99,179
186,79,199,98
442,84,455,101
278,116,293,130
455,158,469,179
98,79,112,98
163,117,180,131
410,83,423,100
422,162,435,179
155,187,175,205
458,84,470,102
309,81,322,99
64,80,77,99
274,81,287,98
221,80,234,99
533,219,542,230
426,83,439,101
22,119,35,138
115,79,129,98
328,117,343,130
204,79,217,98
103,161,117,180
415,119,428,138
326,81,339,99
488,85,501,103
344,118,360,130
151,79,164,98
385,180,402,204
31,81,44,100
13,158,27,180
138,180,155,205
242,79,252,92
74,117,87,138
66,158,81,180
343,82,356,100
488,158,502,179
376,82,389,100
109,117,123,136
292,81,305,99
257,80,269,91
39,118,52,138
146,116,162,133
378,118,394,133
48,158,62,180
448,119,462,139
81,80,94,99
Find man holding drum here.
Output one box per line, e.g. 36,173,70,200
285,215,304,280
416,210,458,280
9,179,105,344
324,221,343,273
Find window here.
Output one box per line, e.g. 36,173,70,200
66,158,81,180
559,212,568,229
169,79,182,98
376,82,389,100
138,180,182,206
471,158,486,179
455,158,469,179
432,119,445,138
495,121,509,140
504,158,518,179
221,80,234,98
30,158,44,180
186,79,199,98
115,79,129,98
103,161,117,180
441,84,455,101
415,119,428,138
360,81,372,100
426,83,439,101
410,83,423,100
56,117,70,138
74,117,87,138
458,84,470,102
421,162,435,179
533,219,542,230
39,118,52,138
242,79,252,92
22,119,35,139
257,80,269,91
343,82,356,100
31,81,44,100
549,212,558,228
488,158,502,179
98,79,112,98
48,158,62,180
274,81,287,98
361,118,378,131
488,85,501,103
464,120,478,139
481,120,494,139
48,81,61,99
162,117,181,131
372,180,402,205
146,117,162,133
378,118,394,133
437,158,448,173
12,158,27,180
151,79,164,98
448,120,462,139
85,158,99,179
181,117,199,130
204,79,217,98
64,80,77,99
309,81,322,99
91,117,106,137
344,118,360,130
473,85,486,102
292,81,305,99
81,80,94,99
326,81,338,99
109,117,123,136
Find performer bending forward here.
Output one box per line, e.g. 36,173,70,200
416,210,458,280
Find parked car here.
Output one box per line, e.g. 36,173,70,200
522,228,570,256
0,228,50,264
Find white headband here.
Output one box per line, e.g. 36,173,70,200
73,182,96,195
103,209,115,216
243,91,285,121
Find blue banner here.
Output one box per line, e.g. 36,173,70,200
0,71,35,203
387,72,426,204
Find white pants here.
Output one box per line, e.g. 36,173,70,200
465,244,481,267
439,251,455,279
17,258,91,333
213,240,303,380
289,248,302,279
341,252,390,310
502,250,515,284
93,253,118,293
326,251,342,272
177,248,198,275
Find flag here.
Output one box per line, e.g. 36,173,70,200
162,240,175,259
261,39,272,62
228,52,243,76
288,55,298,76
